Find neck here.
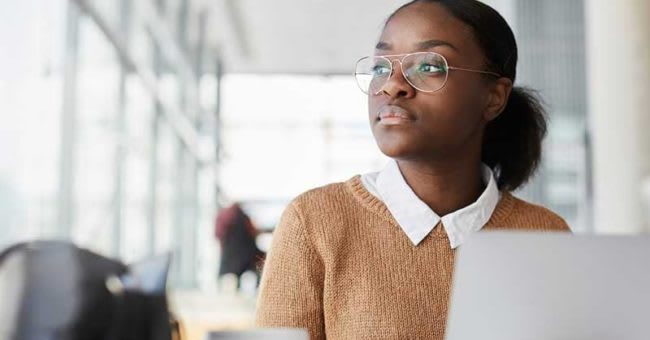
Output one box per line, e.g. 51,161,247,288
396,157,485,216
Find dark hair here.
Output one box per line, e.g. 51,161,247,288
388,0,548,192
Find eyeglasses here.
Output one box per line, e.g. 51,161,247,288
354,51,501,95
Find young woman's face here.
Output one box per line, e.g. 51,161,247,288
369,2,495,161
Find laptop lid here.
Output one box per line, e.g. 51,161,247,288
205,328,309,340
445,232,650,340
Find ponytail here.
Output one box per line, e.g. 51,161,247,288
482,87,548,191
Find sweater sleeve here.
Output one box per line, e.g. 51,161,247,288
255,201,325,340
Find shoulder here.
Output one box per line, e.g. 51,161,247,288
500,192,572,232
292,179,352,205
287,176,360,217
276,177,358,227
273,177,365,252
277,175,380,238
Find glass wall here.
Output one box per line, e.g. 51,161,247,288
0,0,219,289
72,12,122,255
0,0,67,244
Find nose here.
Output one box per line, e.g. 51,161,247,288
376,60,416,100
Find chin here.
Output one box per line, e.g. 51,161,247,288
376,140,418,159
376,137,448,162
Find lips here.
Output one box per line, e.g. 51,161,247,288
377,105,416,123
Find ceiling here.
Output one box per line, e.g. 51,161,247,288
205,0,406,74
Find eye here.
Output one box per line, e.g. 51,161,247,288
417,63,446,74
372,64,391,77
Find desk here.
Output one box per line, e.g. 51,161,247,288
170,290,256,340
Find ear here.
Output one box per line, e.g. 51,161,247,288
483,77,513,122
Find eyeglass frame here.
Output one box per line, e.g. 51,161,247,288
354,51,502,95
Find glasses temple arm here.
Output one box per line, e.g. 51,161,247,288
447,66,501,77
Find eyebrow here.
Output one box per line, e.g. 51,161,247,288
375,39,458,51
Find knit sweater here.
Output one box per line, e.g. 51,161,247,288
255,175,571,340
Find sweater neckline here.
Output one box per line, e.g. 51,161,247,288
345,174,517,229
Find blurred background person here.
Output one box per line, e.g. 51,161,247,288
214,202,264,288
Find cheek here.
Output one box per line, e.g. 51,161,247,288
416,85,487,146
434,80,487,126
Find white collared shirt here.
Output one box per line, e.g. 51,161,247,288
360,160,501,248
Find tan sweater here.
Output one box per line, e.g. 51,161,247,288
255,175,570,339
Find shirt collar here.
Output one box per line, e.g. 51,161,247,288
374,159,500,248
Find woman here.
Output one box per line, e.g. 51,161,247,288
256,0,570,339
214,203,264,286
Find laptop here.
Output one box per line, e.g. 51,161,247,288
445,232,650,340
205,328,309,340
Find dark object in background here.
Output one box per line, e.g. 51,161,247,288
0,241,172,340
215,203,264,282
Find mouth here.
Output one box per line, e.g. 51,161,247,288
376,105,416,125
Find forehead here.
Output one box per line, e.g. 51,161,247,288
378,2,478,54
